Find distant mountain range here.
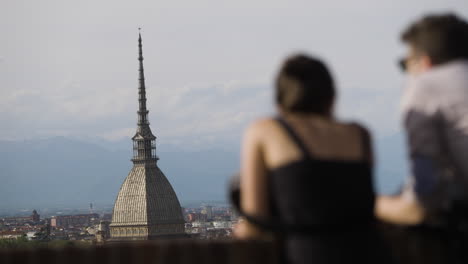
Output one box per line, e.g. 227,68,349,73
0,133,408,210
0,137,239,209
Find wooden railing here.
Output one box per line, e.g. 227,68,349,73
2,224,467,264
0,239,280,264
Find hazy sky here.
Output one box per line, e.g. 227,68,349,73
1,0,468,149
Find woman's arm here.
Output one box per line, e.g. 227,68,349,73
233,120,274,240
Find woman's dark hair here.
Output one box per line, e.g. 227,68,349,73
401,13,468,65
275,54,335,115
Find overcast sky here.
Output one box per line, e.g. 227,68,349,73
1,0,468,149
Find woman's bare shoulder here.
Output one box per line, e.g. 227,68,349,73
245,117,279,134
242,117,282,147
340,121,371,137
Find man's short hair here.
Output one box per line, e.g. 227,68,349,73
401,13,468,65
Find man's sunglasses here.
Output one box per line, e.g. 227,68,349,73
398,57,407,72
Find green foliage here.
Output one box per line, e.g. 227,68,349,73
0,236,39,249
0,237,91,249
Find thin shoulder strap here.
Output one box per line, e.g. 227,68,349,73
275,116,312,159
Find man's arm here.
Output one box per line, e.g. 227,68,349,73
375,153,433,225
377,80,442,225
375,192,425,225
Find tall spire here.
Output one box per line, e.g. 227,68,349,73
132,28,157,164
137,28,149,126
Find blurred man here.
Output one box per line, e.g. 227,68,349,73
376,13,468,227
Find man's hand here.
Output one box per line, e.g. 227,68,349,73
375,194,425,225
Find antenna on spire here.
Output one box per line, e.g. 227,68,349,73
132,28,157,163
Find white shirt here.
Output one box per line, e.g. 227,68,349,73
400,59,468,212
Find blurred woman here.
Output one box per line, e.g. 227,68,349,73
234,54,388,264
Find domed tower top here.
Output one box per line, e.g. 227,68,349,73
31,209,40,222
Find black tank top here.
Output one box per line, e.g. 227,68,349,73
237,117,391,264
268,116,375,234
